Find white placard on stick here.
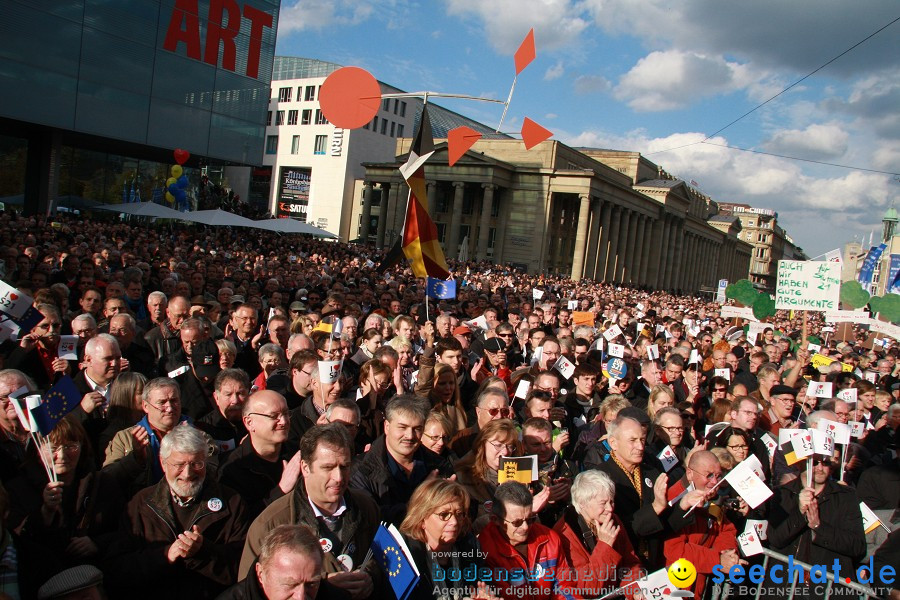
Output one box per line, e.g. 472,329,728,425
775,260,841,311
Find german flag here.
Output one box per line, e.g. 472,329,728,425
399,105,450,279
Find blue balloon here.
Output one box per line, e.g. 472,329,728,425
177,175,189,189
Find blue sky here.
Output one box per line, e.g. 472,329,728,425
275,0,900,257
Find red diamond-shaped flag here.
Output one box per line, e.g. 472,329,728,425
514,28,536,75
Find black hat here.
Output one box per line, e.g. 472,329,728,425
770,384,798,397
483,338,507,353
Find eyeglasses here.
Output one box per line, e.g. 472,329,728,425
488,440,516,453
689,467,723,481
480,406,512,418
659,426,685,433
713,387,728,393
423,433,449,443
531,389,555,399
50,443,81,455
248,411,290,423
503,515,538,528
435,510,467,522
680,413,696,420
812,458,834,467
727,444,749,451
164,460,206,471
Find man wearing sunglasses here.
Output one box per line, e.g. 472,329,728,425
768,442,866,594
450,389,512,456
479,481,576,600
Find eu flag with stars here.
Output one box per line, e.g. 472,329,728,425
371,523,419,600
32,376,82,435
426,277,456,300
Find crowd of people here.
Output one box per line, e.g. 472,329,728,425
0,210,896,600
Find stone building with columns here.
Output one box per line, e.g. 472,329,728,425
359,140,752,291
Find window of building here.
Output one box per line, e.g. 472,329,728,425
380,119,387,134
396,124,404,137
266,111,272,126
301,109,311,125
462,191,474,215
491,193,500,217
390,122,395,137
276,110,285,126
313,135,327,155
287,110,298,125
278,87,291,102
383,99,390,110
372,116,378,131
436,223,446,243
305,85,316,101
297,86,303,100
400,101,407,117
393,99,399,114
315,109,327,125
291,136,300,154
265,135,278,154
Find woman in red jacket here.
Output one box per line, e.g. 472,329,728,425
553,470,643,599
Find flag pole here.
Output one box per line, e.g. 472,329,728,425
838,442,847,482
496,74,517,133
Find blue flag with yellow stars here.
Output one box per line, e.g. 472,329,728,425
371,523,419,600
426,277,456,300
32,376,82,435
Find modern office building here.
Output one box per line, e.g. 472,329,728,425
0,0,281,214
242,57,506,238
717,203,807,291
361,141,753,289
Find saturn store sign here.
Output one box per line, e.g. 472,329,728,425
277,168,310,221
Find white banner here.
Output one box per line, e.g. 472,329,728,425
824,310,870,324
775,260,841,311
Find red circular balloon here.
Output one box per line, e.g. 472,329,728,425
319,67,382,130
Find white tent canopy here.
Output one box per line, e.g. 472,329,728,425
175,209,259,228
251,218,338,239
93,201,184,219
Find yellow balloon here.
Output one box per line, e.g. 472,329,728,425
165,192,175,204
166,177,177,188
170,164,183,178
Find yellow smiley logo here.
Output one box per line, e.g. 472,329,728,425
667,558,697,588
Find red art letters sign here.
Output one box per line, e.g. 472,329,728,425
163,0,274,79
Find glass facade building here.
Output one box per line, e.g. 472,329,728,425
0,0,280,213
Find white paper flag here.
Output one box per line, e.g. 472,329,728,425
689,349,701,365
738,530,764,557
0,281,34,319
647,344,660,361
745,519,769,540
806,382,833,398
849,421,865,438
725,461,774,509
532,288,544,301
811,428,834,455
657,445,679,472
817,418,851,445
790,430,814,460
760,432,778,457
859,501,883,534
715,368,731,381
58,335,78,360
836,388,858,404
608,343,625,358
318,360,341,384
553,355,576,380
567,300,578,310
514,379,531,400
636,569,673,600
603,324,623,342
466,315,489,331
167,365,190,378
807,343,822,354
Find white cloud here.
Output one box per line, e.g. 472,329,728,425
545,113,558,120
443,0,590,53
763,123,850,160
279,0,398,33
574,74,611,95
544,61,565,81
613,51,754,111
558,127,894,253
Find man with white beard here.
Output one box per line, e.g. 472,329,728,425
105,425,249,599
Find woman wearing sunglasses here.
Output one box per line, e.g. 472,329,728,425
398,479,498,600
455,419,521,533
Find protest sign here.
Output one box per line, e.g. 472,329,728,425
775,260,840,311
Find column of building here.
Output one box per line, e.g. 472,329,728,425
570,193,591,280
476,184,495,261
447,182,465,259
360,182,374,241
594,203,613,281
375,182,391,248
638,215,654,287
603,206,622,281
583,197,602,281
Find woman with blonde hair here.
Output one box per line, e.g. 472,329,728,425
398,479,493,600
215,338,237,369
454,419,521,532
647,384,675,420
422,411,458,462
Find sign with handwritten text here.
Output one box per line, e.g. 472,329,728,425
775,261,840,311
